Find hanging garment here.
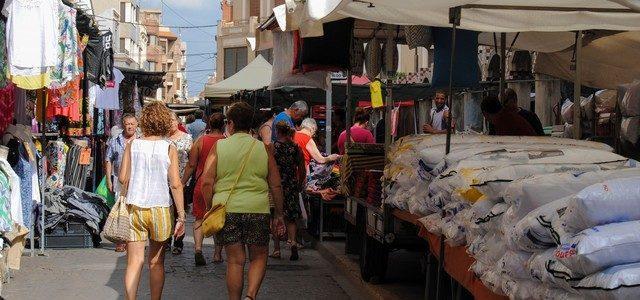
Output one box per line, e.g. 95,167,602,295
3,0,59,74
297,18,354,73
0,158,22,226
351,38,365,76
15,145,33,228
133,80,141,117
93,68,123,110
381,40,399,74
404,25,433,50
46,76,82,122
0,18,8,89
370,80,383,108
45,140,68,191
0,85,15,136
365,38,382,80
50,3,79,88
10,72,52,90
13,87,29,125
63,144,90,190
0,170,14,233
5,224,29,270
269,31,330,91
85,32,114,87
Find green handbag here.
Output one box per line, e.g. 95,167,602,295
96,176,116,207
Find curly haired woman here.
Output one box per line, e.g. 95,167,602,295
118,101,186,300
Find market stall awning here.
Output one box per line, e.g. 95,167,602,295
534,31,640,89
203,55,272,98
274,0,640,37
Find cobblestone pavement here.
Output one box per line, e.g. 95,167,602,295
3,219,367,300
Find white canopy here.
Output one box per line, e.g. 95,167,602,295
203,55,272,98
275,0,640,38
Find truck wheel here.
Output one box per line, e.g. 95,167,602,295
360,235,388,284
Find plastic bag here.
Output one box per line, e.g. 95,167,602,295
556,220,640,276
418,213,443,234
575,262,640,300
620,117,640,145
95,176,115,207
508,196,572,252
496,250,532,280
553,177,640,243
527,249,578,292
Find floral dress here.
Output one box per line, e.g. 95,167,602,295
274,140,303,222
170,133,193,177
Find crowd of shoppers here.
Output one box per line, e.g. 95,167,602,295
105,98,380,300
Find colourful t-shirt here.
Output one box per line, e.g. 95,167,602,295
271,111,294,142
337,126,375,155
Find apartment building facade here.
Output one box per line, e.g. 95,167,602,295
141,10,188,103
94,0,147,69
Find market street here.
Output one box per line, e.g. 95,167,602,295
3,219,368,300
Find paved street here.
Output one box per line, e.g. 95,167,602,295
3,220,368,300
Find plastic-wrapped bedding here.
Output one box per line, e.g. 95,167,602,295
553,177,640,243
497,250,532,280
502,168,640,238
509,196,572,252
574,262,640,300
528,249,580,292
555,220,640,276
476,202,508,233
501,279,544,300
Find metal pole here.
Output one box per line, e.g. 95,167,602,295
499,33,507,99
438,7,460,300
573,31,583,139
39,88,47,256
326,82,333,154
345,70,353,149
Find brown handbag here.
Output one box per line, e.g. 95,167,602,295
201,140,257,237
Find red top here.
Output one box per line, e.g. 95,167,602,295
492,110,537,136
178,123,188,133
195,134,225,179
337,126,375,155
294,131,313,167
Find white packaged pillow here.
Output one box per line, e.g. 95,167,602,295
553,176,640,243
574,262,640,300
556,220,640,276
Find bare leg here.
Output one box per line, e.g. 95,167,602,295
194,219,204,252
246,245,268,299
286,222,297,244
124,241,146,300
225,243,246,300
148,240,167,300
270,234,281,258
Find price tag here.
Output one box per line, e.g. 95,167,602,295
79,148,92,165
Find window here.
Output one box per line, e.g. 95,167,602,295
120,2,126,22
149,62,157,71
224,47,248,79
119,38,126,53
149,35,157,46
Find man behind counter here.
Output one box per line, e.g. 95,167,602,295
502,88,545,136
481,95,537,136
423,90,454,134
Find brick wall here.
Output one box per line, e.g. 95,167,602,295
250,0,260,17
222,1,232,21
275,0,284,6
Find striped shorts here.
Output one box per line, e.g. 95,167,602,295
128,205,174,242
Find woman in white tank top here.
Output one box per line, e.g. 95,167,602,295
118,102,186,300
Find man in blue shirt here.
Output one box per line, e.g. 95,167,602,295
187,110,207,140
272,100,309,142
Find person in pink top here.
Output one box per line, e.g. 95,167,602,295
337,107,376,155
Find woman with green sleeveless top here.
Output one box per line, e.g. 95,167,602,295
201,102,286,300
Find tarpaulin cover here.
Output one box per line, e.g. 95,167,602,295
204,55,273,98
273,0,640,37
431,28,480,88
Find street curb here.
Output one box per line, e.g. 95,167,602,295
315,241,402,300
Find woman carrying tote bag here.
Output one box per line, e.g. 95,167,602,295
201,102,286,300
118,101,186,300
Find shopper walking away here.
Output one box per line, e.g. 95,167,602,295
294,118,340,174
271,101,308,142
337,107,375,155
118,101,186,300
201,102,286,300
167,112,193,255
188,109,207,141
105,114,139,252
182,113,226,266
272,122,306,260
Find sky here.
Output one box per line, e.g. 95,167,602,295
140,0,221,98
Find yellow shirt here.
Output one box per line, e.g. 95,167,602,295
212,133,270,214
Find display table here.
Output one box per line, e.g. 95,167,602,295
306,191,346,241
391,208,508,300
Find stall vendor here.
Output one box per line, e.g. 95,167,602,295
481,95,537,136
502,88,545,136
423,90,454,134
337,107,375,155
